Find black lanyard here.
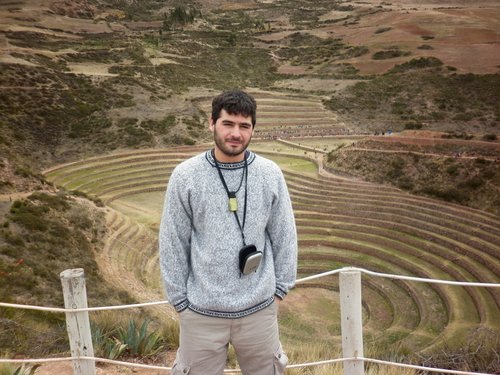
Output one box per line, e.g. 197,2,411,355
213,150,248,246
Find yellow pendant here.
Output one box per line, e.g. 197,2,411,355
229,197,238,212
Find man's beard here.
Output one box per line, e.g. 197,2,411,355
213,131,251,159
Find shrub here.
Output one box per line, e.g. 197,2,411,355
9,207,49,231
373,49,410,60
404,121,423,130
70,190,104,207
14,166,32,178
482,133,497,141
419,328,500,373
420,186,468,203
389,57,443,73
163,5,199,31
459,176,484,189
374,27,392,34
28,192,69,211
4,231,24,247
446,165,459,176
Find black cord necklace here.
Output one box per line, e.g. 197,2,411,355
213,150,249,246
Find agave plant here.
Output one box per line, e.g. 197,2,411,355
117,319,163,357
13,365,40,375
105,338,128,360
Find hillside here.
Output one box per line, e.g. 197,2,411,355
1,0,499,180
0,0,499,372
325,133,500,214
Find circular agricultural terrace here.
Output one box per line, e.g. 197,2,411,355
44,139,500,355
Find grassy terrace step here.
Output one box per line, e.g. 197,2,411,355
47,154,190,182
44,148,201,174
292,214,499,316
101,209,169,319
297,246,496,350
285,171,500,229
258,112,335,119
296,278,397,336
46,152,194,186
292,209,499,308
286,172,500,226
62,158,183,182
297,238,475,323
297,227,498,327
83,172,172,196
296,245,480,349
289,186,500,245
295,218,500,283
98,179,169,198
103,184,167,204
297,250,444,349
70,165,176,192
60,163,174,189
290,187,500,249
293,198,500,267
197,93,335,128
104,221,163,309
257,121,336,129
284,170,399,190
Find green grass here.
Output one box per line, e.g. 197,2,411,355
0,192,139,356
109,192,165,228
284,138,357,151
263,154,318,175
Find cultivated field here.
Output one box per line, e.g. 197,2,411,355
44,141,500,361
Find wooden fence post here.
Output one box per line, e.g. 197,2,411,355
60,268,96,375
340,268,364,375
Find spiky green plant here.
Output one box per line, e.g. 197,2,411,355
0,364,40,375
117,320,163,357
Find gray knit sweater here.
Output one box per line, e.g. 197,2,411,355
159,150,297,318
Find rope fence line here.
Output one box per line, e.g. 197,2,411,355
1,267,498,375
296,267,500,288
1,267,498,313
0,355,494,375
0,299,170,313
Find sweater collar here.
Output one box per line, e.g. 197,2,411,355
205,149,255,170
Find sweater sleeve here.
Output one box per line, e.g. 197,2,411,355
266,168,298,300
159,167,192,312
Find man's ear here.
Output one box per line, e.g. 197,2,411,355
209,118,215,131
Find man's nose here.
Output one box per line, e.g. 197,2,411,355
231,126,242,138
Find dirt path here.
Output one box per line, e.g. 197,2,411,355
0,192,32,202
36,359,174,374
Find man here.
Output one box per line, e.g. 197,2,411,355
159,89,297,375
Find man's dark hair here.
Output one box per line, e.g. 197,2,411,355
211,89,257,127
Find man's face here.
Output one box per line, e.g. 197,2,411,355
210,109,254,162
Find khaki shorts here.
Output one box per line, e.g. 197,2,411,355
171,301,288,375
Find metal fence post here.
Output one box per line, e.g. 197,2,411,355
60,268,96,375
340,268,364,375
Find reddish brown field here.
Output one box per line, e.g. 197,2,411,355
261,1,500,75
